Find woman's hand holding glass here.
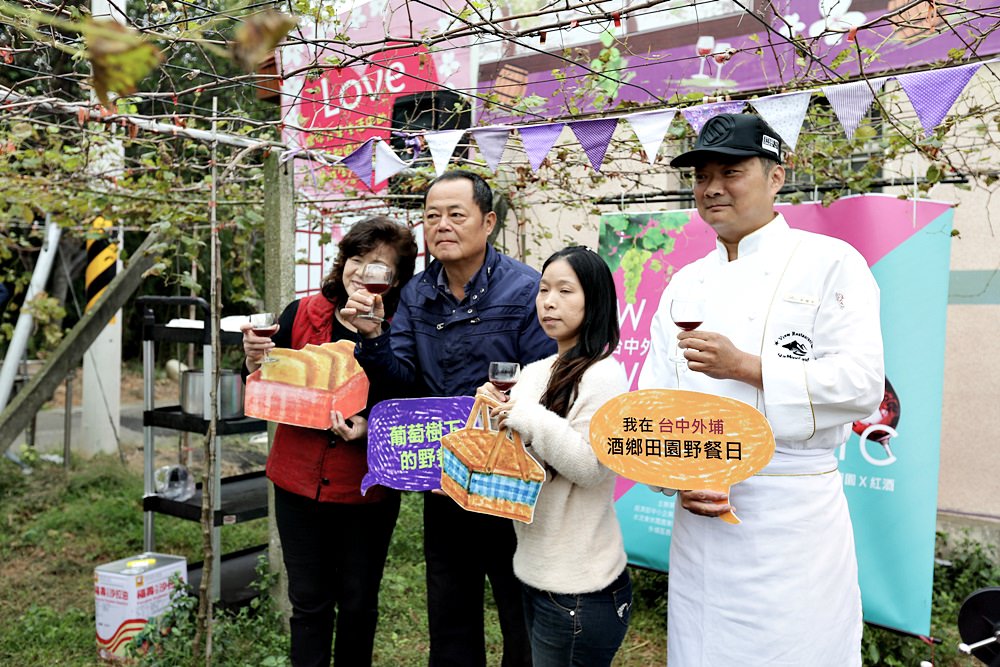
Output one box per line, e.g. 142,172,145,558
241,319,280,372
340,263,393,338
476,380,515,430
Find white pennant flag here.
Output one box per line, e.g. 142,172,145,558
424,129,465,176
750,91,812,150
373,139,410,185
626,109,677,164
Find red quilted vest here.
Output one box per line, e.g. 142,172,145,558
265,293,388,503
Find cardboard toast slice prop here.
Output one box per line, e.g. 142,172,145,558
243,340,369,430
590,389,775,524
440,395,545,524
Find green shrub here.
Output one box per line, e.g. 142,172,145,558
862,534,1000,666
129,558,289,667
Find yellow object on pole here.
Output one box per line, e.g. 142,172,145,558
85,216,117,314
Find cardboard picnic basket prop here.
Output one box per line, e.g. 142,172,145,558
440,395,545,524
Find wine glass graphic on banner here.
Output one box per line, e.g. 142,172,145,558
713,42,732,85
693,35,715,79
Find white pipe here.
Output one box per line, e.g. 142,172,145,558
0,219,62,410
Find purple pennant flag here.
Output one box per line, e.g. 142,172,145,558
681,100,746,134
341,138,375,189
896,63,981,136
569,118,619,172
471,127,511,172
519,123,565,172
822,77,888,140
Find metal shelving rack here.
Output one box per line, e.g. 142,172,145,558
138,296,267,604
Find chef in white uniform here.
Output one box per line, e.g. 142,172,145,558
638,113,884,667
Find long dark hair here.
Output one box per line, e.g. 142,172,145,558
539,246,620,418
320,216,418,317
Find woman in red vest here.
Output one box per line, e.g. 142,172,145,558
241,216,417,667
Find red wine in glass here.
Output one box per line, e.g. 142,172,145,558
673,320,703,332
359,263,393,321
669,298,705,363
252,324,279,337
364,280,391,295
248,313,279,364
489,362,520,395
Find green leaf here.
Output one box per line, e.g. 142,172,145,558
231,9,298,72
926,163,942,183
829,48,852,70
84,19,163,107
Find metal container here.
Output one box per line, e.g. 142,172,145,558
180,369,244,419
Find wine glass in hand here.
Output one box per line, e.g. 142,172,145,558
489,362,520,396
358,263,393,322
670,298,705,363
249,312,279,364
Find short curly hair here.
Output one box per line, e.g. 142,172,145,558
320,216,418,317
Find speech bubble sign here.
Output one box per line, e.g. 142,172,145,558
590,389,775,524
362,396,476,494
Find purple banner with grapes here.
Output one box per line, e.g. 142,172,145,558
601,194,953,636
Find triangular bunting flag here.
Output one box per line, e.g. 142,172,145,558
750,91,812,149
519,123,565,172
822,77,888,140
681,100,746,134
425,129,465,177
374,139,409,185
568,118,618,172
471,127,511,172
896,62,981,136
626,109,676,164
341,138,375,189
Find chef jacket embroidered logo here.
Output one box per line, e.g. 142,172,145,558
775,331,813,359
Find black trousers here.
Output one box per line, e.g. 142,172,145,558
274,485,400,667
424,492,532,667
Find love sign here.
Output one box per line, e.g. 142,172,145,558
589,389,775,524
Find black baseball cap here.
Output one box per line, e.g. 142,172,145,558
670,113,783,167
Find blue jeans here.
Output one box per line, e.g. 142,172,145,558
522,568,632,667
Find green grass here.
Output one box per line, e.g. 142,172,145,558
1,456,995,666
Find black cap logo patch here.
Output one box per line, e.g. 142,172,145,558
700,115,736,147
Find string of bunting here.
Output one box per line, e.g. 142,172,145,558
315,59,995,190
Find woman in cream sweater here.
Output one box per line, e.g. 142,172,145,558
478,245,631,667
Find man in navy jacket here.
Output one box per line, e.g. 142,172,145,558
344,170,555,667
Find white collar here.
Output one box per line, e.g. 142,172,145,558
714,213,791,262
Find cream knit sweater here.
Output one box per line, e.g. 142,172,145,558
504,354,629,594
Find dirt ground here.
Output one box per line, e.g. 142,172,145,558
33,365,267,479
45,365,179,408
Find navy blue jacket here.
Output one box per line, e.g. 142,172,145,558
355,245,557,397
